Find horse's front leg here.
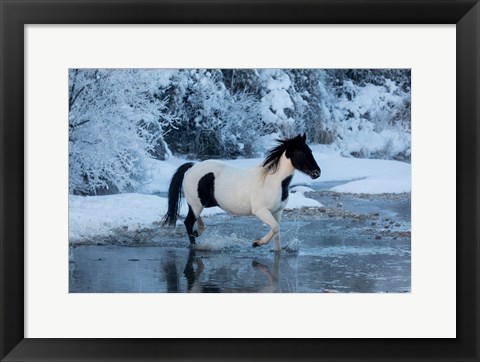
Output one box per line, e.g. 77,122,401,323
273,210,283,251
252,208,280,250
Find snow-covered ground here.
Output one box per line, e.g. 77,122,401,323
69,146,410,242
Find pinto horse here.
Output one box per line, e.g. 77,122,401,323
162,134,321,250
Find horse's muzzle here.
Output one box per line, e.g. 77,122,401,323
310,169,321,179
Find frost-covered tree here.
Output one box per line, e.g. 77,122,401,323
69,69,176,195
257,69,298,138
160,68,411,160
285,69,335,144
321,69,411,159
221,69,262,96
162,69,263,158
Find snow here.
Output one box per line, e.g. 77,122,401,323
287,185,322,209
320,77,411,160
138,158,178,193
68,192,225,241
69,193,165,241
292,145,411,194
69,147,410,241
259,69,296,128
259,69,292,91
285,191,322,210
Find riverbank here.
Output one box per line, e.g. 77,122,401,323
69,191,411,293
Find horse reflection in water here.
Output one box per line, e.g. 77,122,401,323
162,249,292,293
183,249,220,293
183,249,284,293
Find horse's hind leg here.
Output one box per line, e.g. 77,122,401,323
184,205,197,245
184,203,204,245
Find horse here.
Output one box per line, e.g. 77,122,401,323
162,133,321,250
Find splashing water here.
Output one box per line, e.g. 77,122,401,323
282,237,303,253
193,217,305,253
194,229,249,251
280,218,303,253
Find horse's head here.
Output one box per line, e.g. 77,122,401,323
262,133,321,179
285,133,321,179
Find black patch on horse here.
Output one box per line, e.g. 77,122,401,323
281,175,293,201
198,172,219,208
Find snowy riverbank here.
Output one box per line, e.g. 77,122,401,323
70,191,411,293
69,147,411,242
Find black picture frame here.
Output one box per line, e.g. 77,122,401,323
1,0,478,361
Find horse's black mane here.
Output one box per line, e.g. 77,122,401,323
262,135,305,173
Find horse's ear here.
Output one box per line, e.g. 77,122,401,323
302,133,306,141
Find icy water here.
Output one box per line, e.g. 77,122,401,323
69,187,411,293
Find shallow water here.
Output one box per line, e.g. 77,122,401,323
69,189,411,293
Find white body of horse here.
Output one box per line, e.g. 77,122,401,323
163,134,320,250
183,153,295,250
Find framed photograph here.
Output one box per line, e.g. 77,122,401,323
1,0,478,361
67,67,412,294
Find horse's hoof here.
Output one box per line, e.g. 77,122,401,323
252,240,260,248
193,230,198,237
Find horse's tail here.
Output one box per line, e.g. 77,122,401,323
162,162,195,227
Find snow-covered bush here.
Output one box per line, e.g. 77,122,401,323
159,69,410,161
324,71,411,159
69,69,176,195
286,69,332,144
258,69,295,134
221,69,262,96
162,70,263,159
